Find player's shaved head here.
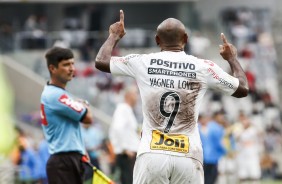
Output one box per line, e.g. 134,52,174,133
156,18,187,47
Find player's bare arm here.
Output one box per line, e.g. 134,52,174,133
95,10,126,73
219,33,249,98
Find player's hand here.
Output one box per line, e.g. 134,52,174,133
109,10,126,40
219,33,237,61
77,99,90,107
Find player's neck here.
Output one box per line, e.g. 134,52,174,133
161,46,184,52
49,79,67,89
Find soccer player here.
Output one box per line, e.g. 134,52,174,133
41,47,93,184
95,10,248,184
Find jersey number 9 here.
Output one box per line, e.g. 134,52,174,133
160,91,180,133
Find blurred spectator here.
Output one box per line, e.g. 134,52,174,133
101,139,116,178
230,20,249,51
120,29,147,48
72,25,88,48
87,6,102,54
81,123,105,181
96,72,112,91
109,86,140,184
0,22,14,52
233,114,263,183
59,25,73,48
190,31,210,58
245,69,257,100
218,121,237,184
221,8,238,25
199,111,227,184
16,133,39,184
260,151,277,180
240,44,253,59
59,18,87,49
262,125,282,179
53,39,70,48
37,15,47,31
20,111,41,127
79,39,93,62
38,139,50,184
264,126,281,155
23,14,47,49
24,15,37,32
237,8,253,25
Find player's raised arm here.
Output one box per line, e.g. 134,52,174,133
95,10,126,73
219,33,249,98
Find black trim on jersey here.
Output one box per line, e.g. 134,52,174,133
47,81,65,90
80,108,88,122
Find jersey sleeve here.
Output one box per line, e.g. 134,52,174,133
48,92,87,122
205,60,239,95
110,54,141,77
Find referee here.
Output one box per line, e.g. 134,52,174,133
40,47,93,184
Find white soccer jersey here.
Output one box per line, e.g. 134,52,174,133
110,51,239,164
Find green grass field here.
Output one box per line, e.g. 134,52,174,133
262,180,282,184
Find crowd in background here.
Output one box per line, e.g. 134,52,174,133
7,127,49,184
13,109,282,184
1,6,282,184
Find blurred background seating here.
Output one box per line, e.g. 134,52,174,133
0,1,282,183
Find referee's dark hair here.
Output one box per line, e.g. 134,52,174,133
45,47,74,68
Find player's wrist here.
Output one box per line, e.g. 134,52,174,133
83,100,90,106
77,99,90,106
109,34,121,41
226,56,237,63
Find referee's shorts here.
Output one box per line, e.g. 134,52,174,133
46,152,85,184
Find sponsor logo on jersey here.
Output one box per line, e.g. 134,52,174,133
150,59,196,70
59,94,84,112
148,68,196,79
125,54,140,61
41,104,48,126
111,57,127,63
150,130,189,153
204,60,215,66
208,68,234,89
219,78,234,89
208,68,219,79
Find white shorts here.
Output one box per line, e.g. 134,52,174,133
133,153,204,184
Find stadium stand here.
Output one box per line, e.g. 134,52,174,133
1,1,282,183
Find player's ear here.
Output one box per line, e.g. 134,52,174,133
48,64,56,74
183,33,188,44
155,35,160,46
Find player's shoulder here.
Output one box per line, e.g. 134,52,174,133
41,84,65,102
185,54,202,62
125,54,142,60
184,54,212,68
123,54,143,62
201,59,218,68
111,54,143,64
